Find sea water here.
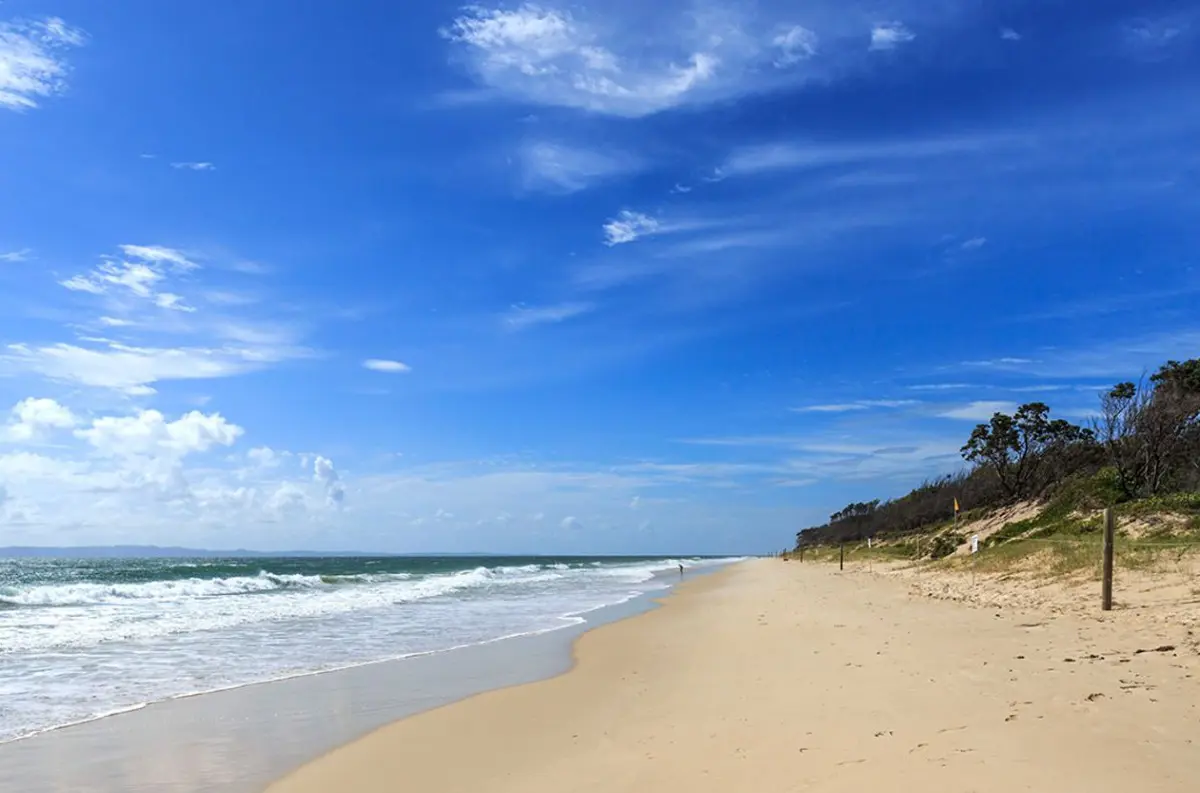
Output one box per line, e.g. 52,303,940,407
0,555,732,743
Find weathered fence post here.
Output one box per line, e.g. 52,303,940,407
1102,507,1115,611
799,547,804,563
839,542,844,571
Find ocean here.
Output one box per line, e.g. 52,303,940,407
0,554,731,745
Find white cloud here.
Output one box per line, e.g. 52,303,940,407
869,22,915,51
313,455,345,507
773,25,818,66
561,515,582,530
938,401,1018,421
792,399,917,413
792,403,869,413
76,409,244,457
503,302,593,330
722,134,1004,177
118,245,198,271
59,245,198,312
960,236,987,250
518,141,642,193
0,248,32,263
603,210,661,246
908,383,972,391
442,4,730,117
363,359,412,373
98,316,134,328
2,340,303,393
170,162,216,171
0,16,85,111
962,357,1034,367
247,446,281,468
1000,28,1022,41
1,397,77,442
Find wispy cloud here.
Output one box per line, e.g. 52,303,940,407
603,211,661,246
118,245,198,270
721,133,1012,177
58,245,198,313
170,161,216,171
1122,13,1194,58
869,22,915,51
960,236,987,250
441,3,732,117
962,357,1034,367
1,341,306,395
518,141,642,194
0,248,32,263
503,302,594,330
773,25,818,67
1000,28,1022,41
362,359,411,373
791,403,868,413
908,383,972,391
938,401,1017,421
0,16,85,111
791,399,918,414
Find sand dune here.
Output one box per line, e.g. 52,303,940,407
269,559,1200,793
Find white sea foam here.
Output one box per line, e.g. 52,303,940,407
0,556,740,743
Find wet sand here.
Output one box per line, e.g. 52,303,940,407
271,558,1200,793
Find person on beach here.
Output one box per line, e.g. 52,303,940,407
678,563,684,576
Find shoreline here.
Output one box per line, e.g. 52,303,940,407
270,557,1200,793
0,564,722,793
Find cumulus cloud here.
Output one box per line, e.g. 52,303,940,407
603,210,662,246
518,141,643,193
363,359,411,373
773,25,818,66
0,16,86,111
503,302,593,330
869,22,915,51
247,446,281,468
313,455,345,506
1,397,77,442
561,515,582,530
75,409,244,457
1000,28,1022,41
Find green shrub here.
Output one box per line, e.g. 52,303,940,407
928,533,964,559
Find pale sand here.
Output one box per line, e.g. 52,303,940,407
269,559,1200,793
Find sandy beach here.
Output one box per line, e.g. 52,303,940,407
271,558,1199,793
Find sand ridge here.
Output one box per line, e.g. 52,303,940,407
268,559,1200,793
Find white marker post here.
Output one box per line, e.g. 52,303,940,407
971,534,980,554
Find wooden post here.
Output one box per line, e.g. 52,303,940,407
799,547,804,563
839,542,844,571
1102,507,1115,611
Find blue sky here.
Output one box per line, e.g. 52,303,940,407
0,0,1197,554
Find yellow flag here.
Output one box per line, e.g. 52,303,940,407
954,498,960,513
